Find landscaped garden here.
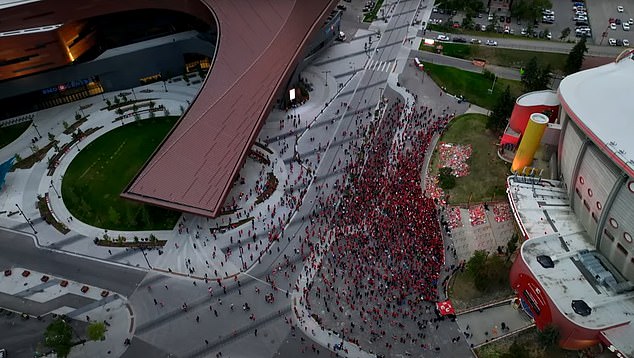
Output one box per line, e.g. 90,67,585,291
61,116,181,230
0,121,32,149
430,114,510,204
422,62,522,109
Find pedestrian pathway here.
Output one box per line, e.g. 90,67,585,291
0,267,132,358
456,299,534,348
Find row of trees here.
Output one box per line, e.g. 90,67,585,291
44,317,106,357
487,38,588,134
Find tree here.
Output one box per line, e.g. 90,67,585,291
501,340,530,358
538,324,560,347
466,250,488,290
521,57,551,92
512,0,552,22
564,37,588,75
560,27,571,40
487,85,515,133
86,321,107,341
438,167,456,189
506,233,519,260
44,318,73,358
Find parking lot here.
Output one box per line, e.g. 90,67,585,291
586,0,634,46
428,0,634,48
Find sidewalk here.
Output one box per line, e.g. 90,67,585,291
0,267,133,358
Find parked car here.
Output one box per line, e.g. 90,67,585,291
436,34,450,41
617,5,624,13
470,38,482,44
623,22,630,30
615,18,622,25
453,37,467,43
485,39,498,46
624,39,630,46
609,38,617,46
610,23,617,30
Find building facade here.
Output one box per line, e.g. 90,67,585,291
507,50,634,356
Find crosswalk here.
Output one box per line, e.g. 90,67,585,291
364,59,397,73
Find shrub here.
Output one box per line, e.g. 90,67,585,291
438,167,456,189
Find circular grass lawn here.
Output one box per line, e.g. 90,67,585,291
0,121,32,149
61,117,181,231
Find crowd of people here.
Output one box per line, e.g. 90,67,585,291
295,96,455,354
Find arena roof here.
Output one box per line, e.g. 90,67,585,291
558,51,634,177
122,0,337,217
508,176,634,330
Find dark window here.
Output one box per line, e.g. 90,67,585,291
583,200,590,211
617,243,628,256
604,229,615,241
576,187,582,199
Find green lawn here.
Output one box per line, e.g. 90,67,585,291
363,0,384,22
423,62,523,110
420,42,568,73
476,327,579,358
427,23,548,42
0,121,32,149
61,117,181,231
431,114,510,204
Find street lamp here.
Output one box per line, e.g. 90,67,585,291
32,122,42,138
15,203,36,234
321,70,331,86
139,246,152,269
49,179,60,199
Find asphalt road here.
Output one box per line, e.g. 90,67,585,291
127,0,436,357
425,29,624,57
0,228,147,297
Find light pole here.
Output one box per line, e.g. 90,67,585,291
49,179,60,199
488,75,497,94
321,70,331,86
15,203,36,234
32,122,42,138
139,246,152,269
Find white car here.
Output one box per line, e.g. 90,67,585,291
617,5,624,12
485,39,498,46
436,34,450,41
624,39,630,46
610,23,617,30
609,38,617,46
623,22,631,30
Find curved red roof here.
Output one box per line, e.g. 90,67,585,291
123,0,337,216
0,0,336,217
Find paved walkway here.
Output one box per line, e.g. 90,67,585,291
0,267,132,358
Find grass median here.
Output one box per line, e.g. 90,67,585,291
61,116,181,231
423,61,523,110
420,42,567,73
430,114,510,204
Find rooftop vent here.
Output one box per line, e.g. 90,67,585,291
537,255,554,268
571,300,592,317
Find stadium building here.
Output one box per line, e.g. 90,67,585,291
504,50,634,356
